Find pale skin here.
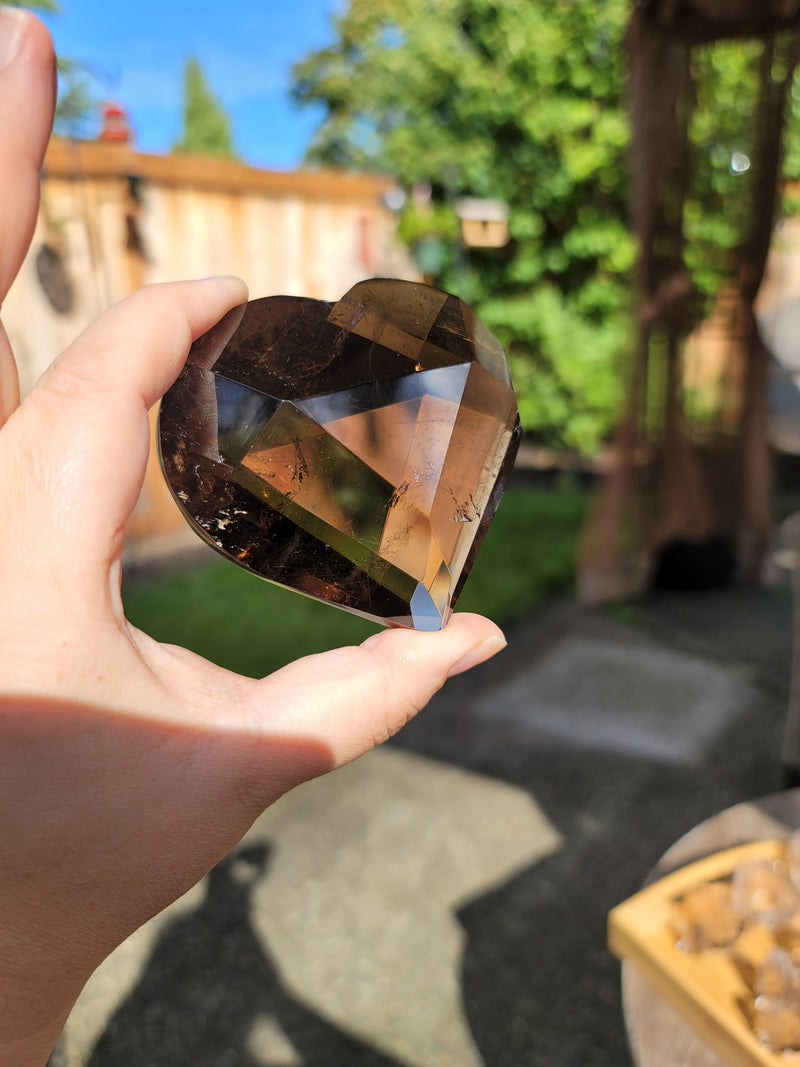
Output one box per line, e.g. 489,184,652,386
0,12,506,1066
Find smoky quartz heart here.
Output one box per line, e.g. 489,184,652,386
158,279,520,630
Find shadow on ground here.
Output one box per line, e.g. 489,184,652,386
84,846,402,1067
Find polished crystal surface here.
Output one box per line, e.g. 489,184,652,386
159,279,521,630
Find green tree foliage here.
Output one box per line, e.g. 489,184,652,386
293,0,633,453
686,39,789,302
0,0,100,138
53,57,99,139
0,0,58,9
294,0,800,453
173,57,236,159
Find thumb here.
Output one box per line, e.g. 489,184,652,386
253,612,506,767
5,278,247,577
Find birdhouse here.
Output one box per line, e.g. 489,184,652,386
454,197,510,248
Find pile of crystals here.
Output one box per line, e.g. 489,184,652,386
671,832,800,1052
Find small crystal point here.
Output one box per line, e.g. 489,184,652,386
410,581,449,632
159,279,520,630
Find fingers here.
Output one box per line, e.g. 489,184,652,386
0,10,54,301
0,323,20,426
0,9,56,423
251,612,506,771
6,278,247,572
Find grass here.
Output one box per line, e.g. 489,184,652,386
122,481,589,678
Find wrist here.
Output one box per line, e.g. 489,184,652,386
0,980,72,1067
0,1024,66,1067
0,933,88,1067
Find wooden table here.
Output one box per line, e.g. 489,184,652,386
622,790,800,1067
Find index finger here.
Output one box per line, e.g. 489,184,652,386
0,10,56,421
0,9,55,301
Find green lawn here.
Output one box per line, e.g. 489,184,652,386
122,481,588,678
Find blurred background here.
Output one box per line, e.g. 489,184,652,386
6,0,800,1064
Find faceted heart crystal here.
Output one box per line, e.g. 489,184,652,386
159,279,521,630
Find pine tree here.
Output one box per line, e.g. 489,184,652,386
173,58,236,159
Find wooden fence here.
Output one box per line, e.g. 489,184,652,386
3,139,418,551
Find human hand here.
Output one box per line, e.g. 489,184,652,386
0,11,506,1066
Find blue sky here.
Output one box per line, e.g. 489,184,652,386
40,0,342,169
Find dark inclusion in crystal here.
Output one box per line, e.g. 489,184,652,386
158,279,521,631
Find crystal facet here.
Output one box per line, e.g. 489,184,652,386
158,279,521,630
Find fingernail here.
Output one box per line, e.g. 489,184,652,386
0,9,26,73
201,275,249,296
201,275,246,287
447,633,507,678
